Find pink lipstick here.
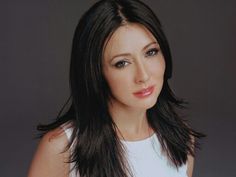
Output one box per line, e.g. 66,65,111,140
133,86,155,98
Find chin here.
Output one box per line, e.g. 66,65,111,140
135,97,158,110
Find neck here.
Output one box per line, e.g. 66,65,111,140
108,100,153,141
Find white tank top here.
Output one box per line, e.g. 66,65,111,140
62,127,188,177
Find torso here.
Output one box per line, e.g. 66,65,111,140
62,126,188,177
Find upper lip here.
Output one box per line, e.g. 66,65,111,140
133,85,154,94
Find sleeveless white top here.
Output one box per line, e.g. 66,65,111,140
62,127,188,177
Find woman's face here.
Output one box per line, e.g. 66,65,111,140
102,23,165,111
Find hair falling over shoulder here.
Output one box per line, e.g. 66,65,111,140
37,0,205,177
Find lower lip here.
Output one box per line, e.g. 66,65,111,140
133,86,155,98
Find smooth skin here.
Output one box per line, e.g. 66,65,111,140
28,23,194,177
103,23,165,141
28,127,70,177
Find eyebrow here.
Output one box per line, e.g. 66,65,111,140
109,41,158,62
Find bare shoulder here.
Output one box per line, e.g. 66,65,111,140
28,127,70,177
186,135,195,177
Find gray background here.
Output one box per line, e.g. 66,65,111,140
1,0,235,177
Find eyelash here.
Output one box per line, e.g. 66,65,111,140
113,48,159,69
114,60,129,68
145,48,159,57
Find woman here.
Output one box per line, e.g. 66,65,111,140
28,0,204,177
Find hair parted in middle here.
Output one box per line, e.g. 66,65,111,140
38,0,205,176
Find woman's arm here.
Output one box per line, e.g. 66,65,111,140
28,128,70,177
186,135,195,177
187,154,194,177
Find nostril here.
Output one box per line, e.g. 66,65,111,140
136,69,150,84
135,61,150,84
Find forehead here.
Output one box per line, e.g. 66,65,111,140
103,23,157,59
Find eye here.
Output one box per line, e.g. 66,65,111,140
114,60,129,69
145,48,159,57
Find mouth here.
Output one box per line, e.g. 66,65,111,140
133,85,155,98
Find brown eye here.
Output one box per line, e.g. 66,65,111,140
114,60,129,68
145,48,159,57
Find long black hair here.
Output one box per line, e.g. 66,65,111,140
38,0,205,176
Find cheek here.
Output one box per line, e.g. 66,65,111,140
103,69,130,96
105,72,132,94
149,56,166,78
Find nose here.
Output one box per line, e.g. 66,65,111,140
135,61,150,84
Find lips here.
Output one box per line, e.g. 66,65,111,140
133,86,155,98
